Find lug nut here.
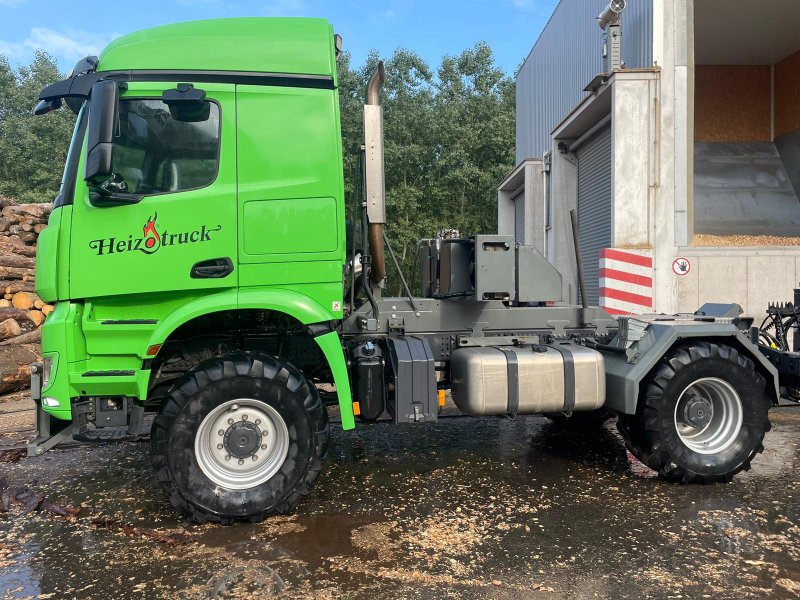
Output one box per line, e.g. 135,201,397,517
238,459,245,465
242,414,248,421
227,418,234,425
261,444,267,450
252,455,258,461
224,455,231,461
262,431,269,437
217,443,223,450
255,419,261,425
218,429,224,436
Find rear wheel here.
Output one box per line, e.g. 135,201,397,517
618,342,771,483
150,352,329,523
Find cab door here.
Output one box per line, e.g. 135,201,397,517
69,82,237,300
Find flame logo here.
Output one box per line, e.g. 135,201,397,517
142,213,161,253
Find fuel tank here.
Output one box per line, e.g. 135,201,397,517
450,344,605,415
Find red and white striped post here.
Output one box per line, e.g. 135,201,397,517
599,249,653,316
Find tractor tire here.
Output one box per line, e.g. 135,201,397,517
618,342,771,483
150,352,329,524
545,408,613,428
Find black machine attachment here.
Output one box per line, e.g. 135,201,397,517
757,285,800,403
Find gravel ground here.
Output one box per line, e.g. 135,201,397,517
0,397,799,599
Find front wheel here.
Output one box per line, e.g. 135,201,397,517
618,342,771,483
150,352,329,523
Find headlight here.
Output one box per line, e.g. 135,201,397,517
42,355,53,389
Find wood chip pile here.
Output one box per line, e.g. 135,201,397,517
693,234,800,247
0,196,51,395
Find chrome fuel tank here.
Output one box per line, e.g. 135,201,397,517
450,344,605,415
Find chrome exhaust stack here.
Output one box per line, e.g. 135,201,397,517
364,61,387,285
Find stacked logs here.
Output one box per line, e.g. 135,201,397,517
0,197,51,394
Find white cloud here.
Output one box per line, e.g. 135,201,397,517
0,0,27,7
0,27,118,65
263,0,306,17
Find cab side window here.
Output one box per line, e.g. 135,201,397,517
114,99,220,195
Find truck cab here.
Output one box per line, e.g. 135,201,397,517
35,18,354,429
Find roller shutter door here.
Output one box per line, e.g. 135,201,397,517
575,126,612,306
513,191,525,243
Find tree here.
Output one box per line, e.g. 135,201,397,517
0,51,75,203
337,43,516,294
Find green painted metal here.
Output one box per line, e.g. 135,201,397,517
98,18,337,79
36,17,352,422
314,331,355,430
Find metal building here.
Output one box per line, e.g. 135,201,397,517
499,0,800,318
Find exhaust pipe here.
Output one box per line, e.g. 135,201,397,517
364,61,386,284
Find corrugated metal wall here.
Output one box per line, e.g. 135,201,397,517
576,126,613,306
516,0,654,161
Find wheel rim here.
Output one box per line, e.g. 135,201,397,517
194,398,289,490
673,377,743,455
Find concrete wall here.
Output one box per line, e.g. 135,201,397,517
612,71,660,247
651,0,694,310
674,248,800,319
497,160,545,251
549,148,580,302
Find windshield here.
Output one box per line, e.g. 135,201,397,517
54,103,87,207
113,98,220,195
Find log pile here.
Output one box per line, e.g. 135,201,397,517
0,196,51,394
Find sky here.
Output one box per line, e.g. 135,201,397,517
0,0,559,76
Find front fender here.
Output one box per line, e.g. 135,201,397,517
146,288,355,430
238,287,334,323
147,287,334,349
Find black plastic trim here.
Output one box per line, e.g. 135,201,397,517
53,105,89,208
100,319,158,325
550,344,576,411
497,347,520,418
103,70,335,90
82,370,136,377
307,321,337,337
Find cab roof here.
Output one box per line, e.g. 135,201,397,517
98,18,336,79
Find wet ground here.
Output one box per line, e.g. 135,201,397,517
1,399,799,599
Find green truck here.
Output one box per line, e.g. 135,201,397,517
30,17,779,523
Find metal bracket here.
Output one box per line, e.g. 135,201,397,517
27,402,77,457
457,334,543,348
388,316,405,333
357,316,379,331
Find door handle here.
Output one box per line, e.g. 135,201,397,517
190,257,234,279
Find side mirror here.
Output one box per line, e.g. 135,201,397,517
84,79,119,185
34,98,62,116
